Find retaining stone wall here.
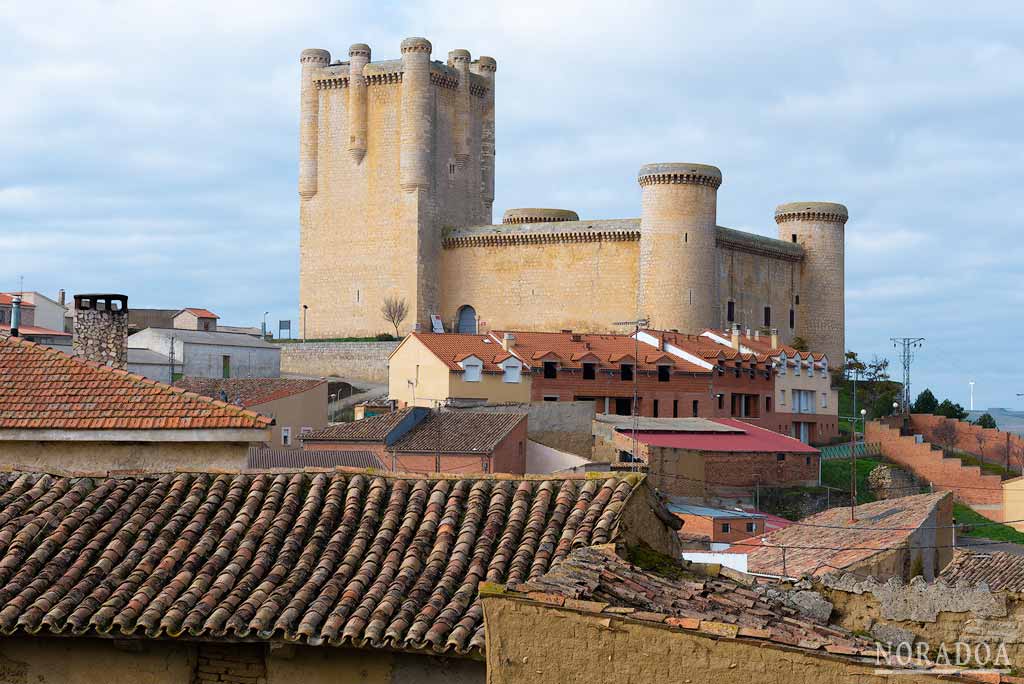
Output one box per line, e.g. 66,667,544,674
278,341,399,384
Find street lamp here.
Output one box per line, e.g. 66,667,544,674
302,304,309,343
892,401,899,416
262,311,269,339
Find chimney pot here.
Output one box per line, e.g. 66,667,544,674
9,296,21,337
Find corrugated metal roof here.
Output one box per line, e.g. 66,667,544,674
667,503,765,520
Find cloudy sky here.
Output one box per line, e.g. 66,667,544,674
2,1,1021,409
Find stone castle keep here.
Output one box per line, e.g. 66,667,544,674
298,37,848,362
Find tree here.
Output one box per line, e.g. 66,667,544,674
975,413,998,430
913,389,939,414
844,351,866,381
381,296,408,338
936,399,968,421
932,420,959,454
790,336,809,352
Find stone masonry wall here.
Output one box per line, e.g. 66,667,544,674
72,308,128,369
866,420,1003,518
456,401,595,457
194,644,266,684
278,341,398,384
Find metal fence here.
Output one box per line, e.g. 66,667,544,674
819,442,882,461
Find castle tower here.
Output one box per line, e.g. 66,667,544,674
638,163,722,332
298,38,496,338
775,202,847,363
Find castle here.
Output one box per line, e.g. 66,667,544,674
298,37,847,363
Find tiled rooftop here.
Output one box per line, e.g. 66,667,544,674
303,409,526,455
179,308,219,319
0,471,640,655
406,333,519,372
0,336,271,431
502,545,874,656
247,448,384,470
495,330,709,373
174,378,325,408
939,550,1024,591
725,492,951,578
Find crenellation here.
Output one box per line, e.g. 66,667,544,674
299,37,845,346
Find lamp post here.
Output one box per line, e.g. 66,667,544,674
262,311,269,339
892,401,899,416
302,304,309,343
850,407,866,521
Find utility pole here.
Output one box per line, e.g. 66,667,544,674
891,337,925,413
168,336,176,383
614,317,650,472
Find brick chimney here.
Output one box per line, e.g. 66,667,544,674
73,294,128,369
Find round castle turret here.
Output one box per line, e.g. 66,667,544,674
298,48,331,199
775,201,848,364
638,163,722,332
399,37,432,192
502,208,579,224
348,43,371,163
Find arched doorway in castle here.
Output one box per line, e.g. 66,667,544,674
456,305,477,334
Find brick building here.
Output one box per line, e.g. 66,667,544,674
302,407,528,474
667,502,766,545
498,330,712,418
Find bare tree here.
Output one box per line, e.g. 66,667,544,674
381,296,408,338
974,429,988,462
932,420,959,456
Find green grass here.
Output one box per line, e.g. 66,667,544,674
627,544,690,580
820,456,889,504
954,503,1024,544
947,449,1015,480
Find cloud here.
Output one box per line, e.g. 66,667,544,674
0,1,1021,406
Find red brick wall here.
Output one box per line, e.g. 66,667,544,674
708,368,776,429
489,416,528,474
703,451,818,488
911,414,1024,471
530,368,712,418
771,412,839,445
866,420,1003,516
676,513,765,543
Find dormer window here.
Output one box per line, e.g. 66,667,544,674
620,364,634,381
657,365,671,382
543,361,557,379
794,359,801,376
777,353,787,376
501,359,522,384
583,362,596,380
462,360,482,382
821,360,829,378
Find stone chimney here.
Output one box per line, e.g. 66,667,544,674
730,325,741,350
770,328,779,349
501,332,516,352
73,294,128,369
57,289,66,306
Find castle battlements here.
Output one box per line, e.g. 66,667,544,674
298,36,847,364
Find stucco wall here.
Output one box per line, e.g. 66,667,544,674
279,341,399,383
481,598,942,684
181,343,280,379
0,637,195,684
254,382,328,450
0,440,250,472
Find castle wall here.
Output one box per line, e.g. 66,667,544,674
440,238,639,333
716,245,799,345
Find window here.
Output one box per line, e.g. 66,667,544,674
543,395,559,402
779,389,786,406
791,233,798,243
805,455,812,465
583,362,596,380
692,400,699,417
463,361,482,382
721,523,731,533
763,306,771,327
821,392,828,408
620,364,633,381
776,453,786,462
203,320,211,331
766,396,772,412
301,427,313,436
543,361,557,379
717,394,724,410
745,522,756,533
727,300,735,323
503,361,521,383
222,355,231,379
281,427,291,447
789,308,795,329
657,365,670,382
795,295,800,305
777,354,786,376
653,400,659,417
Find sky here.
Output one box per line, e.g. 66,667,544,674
1,1,1022,409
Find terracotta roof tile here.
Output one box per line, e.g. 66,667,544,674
408,333,521,372
939,550,1024,591
0,336,271,431
508,546,874,655
247,448,384,470
495,330,710,373
303,409,413,442
390,412,525,453
174,378,325,407
0,471,640,655
179,308,219,319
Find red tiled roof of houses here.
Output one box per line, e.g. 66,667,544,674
495,330,710,373
179,308,219,319
0,470,641,655
406,332,519,372
644,329,764,364
174,377,325,408
0,324,70,337
723,492,951,578
939,550,1024,591
502,545,876,656
0,294,35,307
0,336,271,430
629,418,819,454
701,329,829,363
